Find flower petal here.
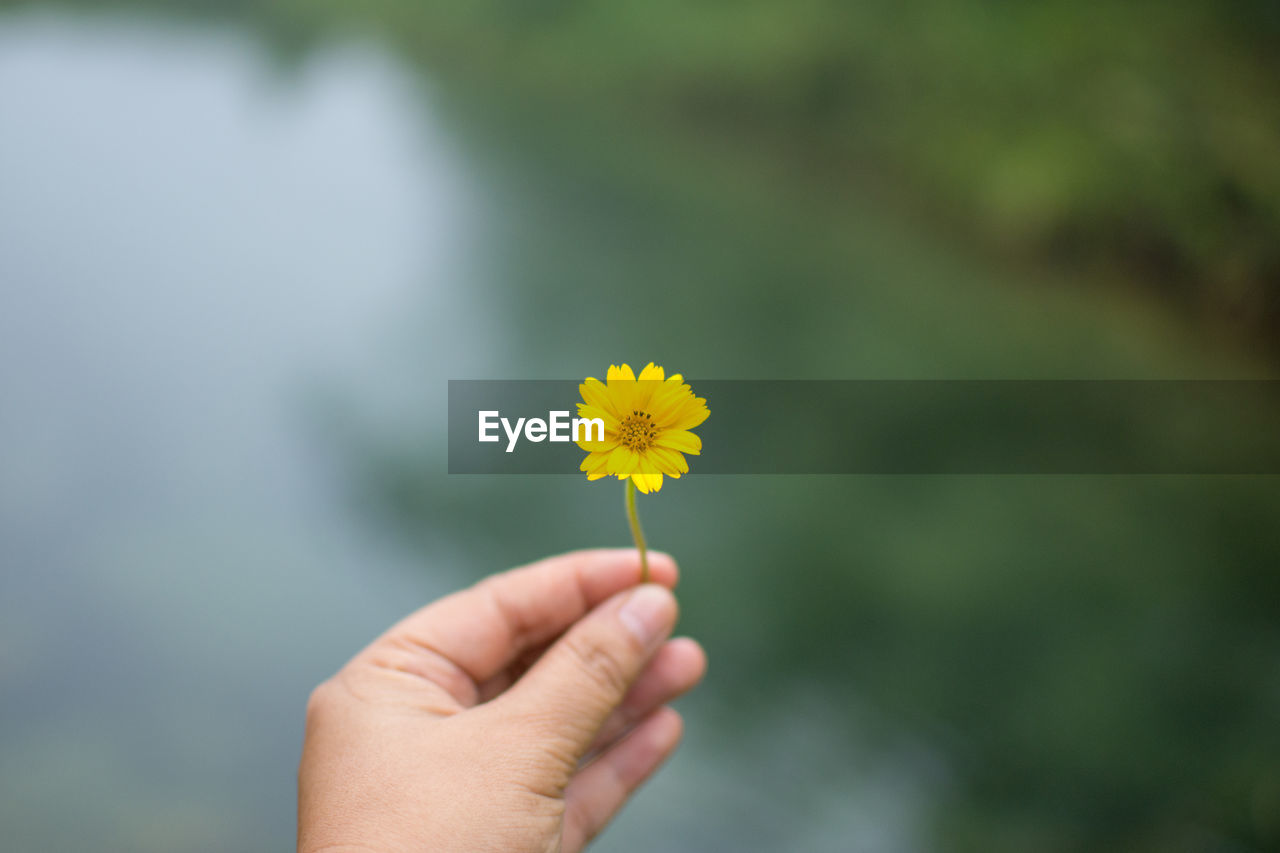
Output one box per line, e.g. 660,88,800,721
607,363,636,384
580,450,611,474
606,445,639,476
575,404,618,429
632,457,663,493
638,362,665,382
648,446,688,476
669,399,710,431
656,429,702,455
606,364,636,414
582,451,611,480
574,404,619,451
580,377,622,421
647,384,691,424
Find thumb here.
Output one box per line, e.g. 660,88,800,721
501,584,677,761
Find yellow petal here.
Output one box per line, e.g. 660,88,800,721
580,378,622,421
606,364,636,414
575,403,617,425
632,457,663,493
669,399,710,431
574,404,617,451
607,363,636,383
633,380,664,412
647,383,692,424
656,429,702,455
648,446,688,476
580,451,612,477
638,362,665,382
659,391,698,420
583,452,611,480
578,404,622,445
606,445,639,476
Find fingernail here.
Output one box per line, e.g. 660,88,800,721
618,585,671,647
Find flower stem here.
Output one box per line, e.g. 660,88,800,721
625,478,649,584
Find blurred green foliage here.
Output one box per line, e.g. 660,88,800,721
233,0,1280,347
44,0,1280,347
334,86,1280,847
286,2,1280,846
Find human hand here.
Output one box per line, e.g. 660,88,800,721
298,549,706,853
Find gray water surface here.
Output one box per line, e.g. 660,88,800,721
0,14,488,850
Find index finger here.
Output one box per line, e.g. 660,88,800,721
363,549,677,704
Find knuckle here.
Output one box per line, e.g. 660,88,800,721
567,633,633,699
305,676,357,724
304,680,336,722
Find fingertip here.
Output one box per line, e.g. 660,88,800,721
645,551,679,589
612,706,684,779
580,547,678,589
617,584,678,650
664,637,707,685
538,548,675,604
646,705,684,753
561,547,677,584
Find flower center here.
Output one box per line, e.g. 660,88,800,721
619,410,657,452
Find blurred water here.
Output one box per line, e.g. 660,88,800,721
0,12,492,850
2,8,1279,853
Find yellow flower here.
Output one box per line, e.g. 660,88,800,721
576,362,709,494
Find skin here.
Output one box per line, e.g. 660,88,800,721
298,549,707,853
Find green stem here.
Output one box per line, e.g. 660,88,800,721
625,478,649,584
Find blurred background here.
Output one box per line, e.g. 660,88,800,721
2,1,1278,851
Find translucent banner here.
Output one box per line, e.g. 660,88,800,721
447,380,1280,474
